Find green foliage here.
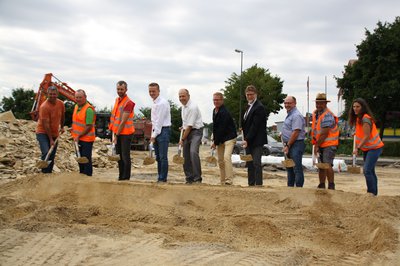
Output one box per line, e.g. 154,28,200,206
336,17,400,132
0,88,35,119
139,107,151,119
169,100,182,143
223,64,285,128
381,141,400,157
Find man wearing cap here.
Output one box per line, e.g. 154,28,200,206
311,93,339,190
282,96,306,187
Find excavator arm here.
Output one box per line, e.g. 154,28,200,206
30,73,77,121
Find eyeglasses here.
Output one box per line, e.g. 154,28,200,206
284,102,294,104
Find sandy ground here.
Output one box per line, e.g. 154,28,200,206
1,146,400,265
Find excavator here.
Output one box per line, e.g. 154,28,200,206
30,73,151,147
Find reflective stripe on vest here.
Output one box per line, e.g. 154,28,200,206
355,114,384,151
109,96,135,135
311,108,339,147
71,102,96,142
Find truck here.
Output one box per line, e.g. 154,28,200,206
30,73,152,150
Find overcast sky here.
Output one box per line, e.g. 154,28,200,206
0,0,399,125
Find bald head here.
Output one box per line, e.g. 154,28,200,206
284,96,296,112
179,88,190,105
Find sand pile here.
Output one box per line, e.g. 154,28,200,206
0,173,399,265
0,119,116,179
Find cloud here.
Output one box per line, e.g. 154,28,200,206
0,0,399,125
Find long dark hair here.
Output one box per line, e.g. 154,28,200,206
348,98,375,126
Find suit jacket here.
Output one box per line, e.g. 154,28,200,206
242,99,267,148
212,104,237,145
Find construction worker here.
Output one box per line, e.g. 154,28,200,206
35,86,65,173
71,89,96,176
109,81,135,181
349,98,384,195
311,93,339,190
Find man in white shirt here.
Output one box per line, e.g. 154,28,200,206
178,89,204,184
149,83,171,182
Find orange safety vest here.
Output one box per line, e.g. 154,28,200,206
311,108,339,147
109,96,135,135
355,114,384,151
71,102,96,142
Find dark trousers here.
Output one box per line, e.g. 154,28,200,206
154,127,171,182
78,140,93,176
116,134,133,180
36,133,58,173
246,145,263,186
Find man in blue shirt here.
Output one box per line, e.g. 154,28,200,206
281,96,306,187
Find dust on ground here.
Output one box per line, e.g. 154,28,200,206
1,146,400,265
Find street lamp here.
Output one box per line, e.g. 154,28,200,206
235,49,243,128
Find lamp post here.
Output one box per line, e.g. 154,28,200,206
235,49,243,129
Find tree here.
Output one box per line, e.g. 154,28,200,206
139,107,151,119
336,17,400,138
223,64,285,128
0,88,35,119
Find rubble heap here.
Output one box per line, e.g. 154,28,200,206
0,117,117,180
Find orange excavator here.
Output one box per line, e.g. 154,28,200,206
30,73,76,121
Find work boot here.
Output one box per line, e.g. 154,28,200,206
328,182,335,190
317,183,326,189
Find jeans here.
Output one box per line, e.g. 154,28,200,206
287,140,305,187
183,128,203,183
246,145,263,186
363,148,382,195
78,140,93,176
154,127,170,182
36,133,58,173
216,138,236,184
116,134,133,180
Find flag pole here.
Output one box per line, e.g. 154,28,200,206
307,76,310,136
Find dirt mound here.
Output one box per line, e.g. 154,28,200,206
0,173,399,264
0,119,117,179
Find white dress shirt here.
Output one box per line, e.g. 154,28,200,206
182,99,204,129
151,96,171,138
243,99,256,120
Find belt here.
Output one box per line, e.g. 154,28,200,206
162,126,171,128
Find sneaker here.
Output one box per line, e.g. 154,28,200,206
317,183,326,189
328,183,335,190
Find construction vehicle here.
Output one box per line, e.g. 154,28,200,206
30,73,152,149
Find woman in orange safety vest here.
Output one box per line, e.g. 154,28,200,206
349,98,384,196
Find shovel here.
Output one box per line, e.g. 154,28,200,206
240,131,253,162
108,134,120,161
173,129,185,164
143,142,156,165
36,137,59,169
348,136,361,174
205,148,217,167
73,141,89,164
313,144,330,170
280,136,295,168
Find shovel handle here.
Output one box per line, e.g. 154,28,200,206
74,141,81,158
352,136,357,167
44,138,59,161
241,130,248,156
178,128,184,152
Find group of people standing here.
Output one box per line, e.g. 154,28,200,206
35,82,384,196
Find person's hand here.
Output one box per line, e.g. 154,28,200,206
353,148,358,155
283,146,289,154
50,138,55,147
179,140,183,146
150,137,155,143
73,136,79,142
60,127,65,135
211,143,216,150
242,140,248,148
112,134,117,144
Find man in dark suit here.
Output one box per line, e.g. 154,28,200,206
241,85,267,186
